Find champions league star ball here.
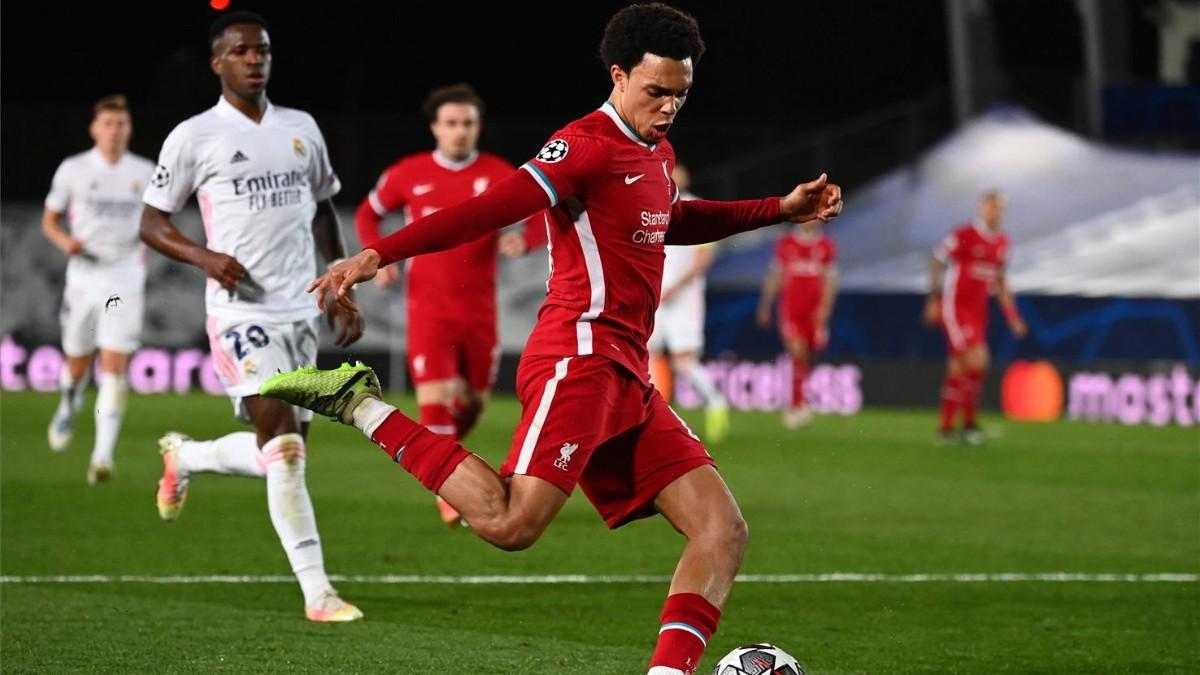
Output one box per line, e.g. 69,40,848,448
712,643,805,675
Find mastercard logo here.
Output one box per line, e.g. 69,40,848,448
1001,360,1064,422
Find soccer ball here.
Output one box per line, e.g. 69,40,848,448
712,643,805,675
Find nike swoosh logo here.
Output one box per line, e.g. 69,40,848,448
624,174,644,185
413,184,434,195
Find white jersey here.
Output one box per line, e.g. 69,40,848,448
660,191,709,310
45,147,154,287
142,97,340,323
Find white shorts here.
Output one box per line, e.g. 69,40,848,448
60,282,144,356
648,289,705,355
205,316,319,424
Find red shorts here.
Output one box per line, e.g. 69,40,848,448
941,303,988,355
780,311,827,352
407,318,499,391
500,354,715,528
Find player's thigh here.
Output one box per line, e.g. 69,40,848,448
59,285,99,358
95,287,144,355
97,349,130,374
458,322,500,394
647,320,667,355
206,317,315,426
579,389,715,529
415,380,457,406
964,343,990,371
784,335,810,359
670,350,699,372
243,394,302,440
663,299,705,357
407,318,459,387
501,355,628,496
654,464,746,544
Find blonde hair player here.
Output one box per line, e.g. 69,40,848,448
43,94,154,484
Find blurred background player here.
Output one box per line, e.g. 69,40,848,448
757,218,839,428
42,94,154,484
355,83,545,526
924,191,1028,445
138,12,364,622
647,162,729,442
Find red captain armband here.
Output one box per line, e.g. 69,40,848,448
1002,301,1021,324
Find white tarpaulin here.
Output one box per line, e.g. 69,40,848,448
713,107,1200,298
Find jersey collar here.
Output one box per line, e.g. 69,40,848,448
215,95,277,129
599,101,657,151
432,150,479,171
973,218,1000,241
87,146,125,170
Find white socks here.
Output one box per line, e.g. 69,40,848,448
55,368,88,423
176,432,266,478
351,397,396,438
261,433,332,606
90,373,127,468
684,362,726,408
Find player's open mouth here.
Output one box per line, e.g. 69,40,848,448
650,122,672,139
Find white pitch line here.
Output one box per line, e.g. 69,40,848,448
0,573,1195,584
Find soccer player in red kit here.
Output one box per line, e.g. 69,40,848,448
355,84,544,526
924,191,1027,445
757,219,838,428
262,5,841,673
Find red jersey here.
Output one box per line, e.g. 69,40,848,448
517,102,681,381
355,151,518,324
935,220,1010,313
774,230,836,315
363,105,781,384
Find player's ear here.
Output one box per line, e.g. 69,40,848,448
610,64,627,92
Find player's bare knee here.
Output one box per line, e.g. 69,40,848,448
691,509,748,560
725,513,750,560
478,517,543,552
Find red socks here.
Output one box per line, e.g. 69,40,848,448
791,357,809,409
451,399,482,439
649,593,721,675
962,369,984,427
940,375,961,430
370,411,470,493
419,404,457,439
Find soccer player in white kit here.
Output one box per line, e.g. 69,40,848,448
138,12,364,622
647,163,730,442
43,94,154,484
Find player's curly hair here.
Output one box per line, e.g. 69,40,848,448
422,84,486,122
599,3,705,74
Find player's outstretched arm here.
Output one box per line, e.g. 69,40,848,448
139,205,245,290
666,174,842,246
309,171,550,313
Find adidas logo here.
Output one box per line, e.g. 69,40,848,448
231,150,249,163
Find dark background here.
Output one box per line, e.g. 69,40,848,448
0,0,1168,201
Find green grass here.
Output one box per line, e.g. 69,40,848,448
2,390,1197,673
